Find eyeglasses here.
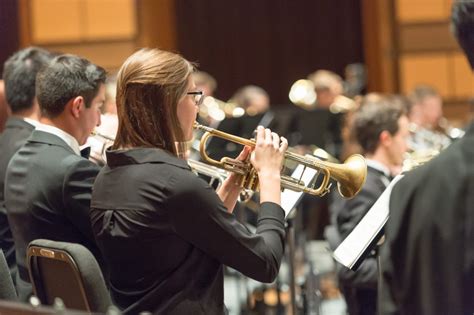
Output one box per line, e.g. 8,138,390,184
187,91,205,106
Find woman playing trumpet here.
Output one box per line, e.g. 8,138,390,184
90,48,288,314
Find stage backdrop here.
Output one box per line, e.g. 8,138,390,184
174,0,364,105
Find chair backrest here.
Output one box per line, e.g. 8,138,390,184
27,239,112,313
0,250,17,301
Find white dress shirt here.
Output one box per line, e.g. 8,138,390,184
35,123,81,156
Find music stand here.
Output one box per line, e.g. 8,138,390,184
281,163,318,314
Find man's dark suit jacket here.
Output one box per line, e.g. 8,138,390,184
0,117,35,280
4,130,101,301
330,165,390,315
379,122,474,315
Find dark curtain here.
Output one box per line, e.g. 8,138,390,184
175,0,363,105
0,0,19,76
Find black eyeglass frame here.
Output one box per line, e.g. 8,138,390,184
187,91,205,105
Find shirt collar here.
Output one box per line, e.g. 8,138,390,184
35,124,81,156
366,159,391,178
106,147,190,170
22,117,41,128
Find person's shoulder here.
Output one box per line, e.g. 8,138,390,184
133,159,205,189
166,164,208,191
60,152,100,178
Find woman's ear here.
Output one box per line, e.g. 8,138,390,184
70,96,85,119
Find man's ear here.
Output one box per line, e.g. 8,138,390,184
379,130,392,147
69,96,85,119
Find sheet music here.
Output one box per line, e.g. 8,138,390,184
333,174,405,269
281,162,318,218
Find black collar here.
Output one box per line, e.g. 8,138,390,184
106,147,190,170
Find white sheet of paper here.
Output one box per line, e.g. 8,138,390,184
333,174,405,269
281,163,318,218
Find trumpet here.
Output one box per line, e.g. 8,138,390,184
90,130,115,142
187,159,228,189
188,159,254,202
194,122,367,198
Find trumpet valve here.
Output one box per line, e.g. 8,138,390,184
221,157,249,175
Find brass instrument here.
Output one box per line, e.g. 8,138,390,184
88,130,116,164
188,159,254,202
288,79,357,113
288,79,317,109
402,149,439,173
194,122,367,198
90,130,115,142
187,159,228,189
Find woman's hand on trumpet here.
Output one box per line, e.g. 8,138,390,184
216,126,287,212
251,126,288,205
217,145,252,213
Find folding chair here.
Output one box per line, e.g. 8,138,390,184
27,239,112,313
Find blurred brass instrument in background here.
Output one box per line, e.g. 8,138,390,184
194,122,367,198
402,149,439,173
288,79,357,113
199,96,246,123
288,79,317,109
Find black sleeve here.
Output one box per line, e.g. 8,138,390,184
165,173,286,283
62,157,101,242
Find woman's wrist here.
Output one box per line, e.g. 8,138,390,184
257,171,281,184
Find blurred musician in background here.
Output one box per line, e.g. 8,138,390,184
4,54,105,301
407,84,452,152
379,1,474,314
206,85,273,162
0,47,53,283
90,48,288,314
343,63,367,98
288,68,360,159
327,96,409,315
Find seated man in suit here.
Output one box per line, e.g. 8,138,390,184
0,47,53,282
4,54,106,301
328,97,409,315
379,2,474,314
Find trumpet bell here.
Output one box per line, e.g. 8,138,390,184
333,154,367,198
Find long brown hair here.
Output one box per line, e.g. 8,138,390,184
113,48,193,156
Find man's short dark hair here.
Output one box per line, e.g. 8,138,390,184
2,47,53,113
451,0,474,69
36,54,106,117
353,97,406,154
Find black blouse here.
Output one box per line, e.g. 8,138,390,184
90,148,286,314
